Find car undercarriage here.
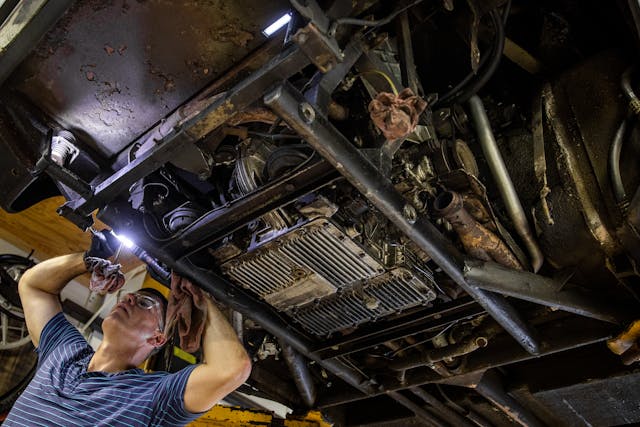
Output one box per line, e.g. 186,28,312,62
1,0,640,425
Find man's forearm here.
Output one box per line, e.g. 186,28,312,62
183,299,251,412
19,252,87,296
18,252,89,347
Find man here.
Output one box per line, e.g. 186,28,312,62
3,237,251,426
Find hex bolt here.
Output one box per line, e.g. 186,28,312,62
299,102,316,124
402,203,417,224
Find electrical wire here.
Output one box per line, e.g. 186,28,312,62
434,3,509,107
248,131,302,140
501,0,512,26
142,212,174,242
329,0,426,35
356,70,399,95
452,9,504,103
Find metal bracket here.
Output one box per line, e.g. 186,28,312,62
290,0,343,72
32,139,95,230
293,22,343,73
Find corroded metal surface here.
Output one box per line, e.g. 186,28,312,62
434,191,522,270
14,0,289,158
542,86,620,256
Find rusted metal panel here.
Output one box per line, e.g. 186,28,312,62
434,191,521,270
14,0,290,158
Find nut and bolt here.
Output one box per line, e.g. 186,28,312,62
299,102,316,124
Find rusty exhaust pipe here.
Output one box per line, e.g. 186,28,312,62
434,191,522,270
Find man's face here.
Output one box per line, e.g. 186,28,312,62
103,291,165,348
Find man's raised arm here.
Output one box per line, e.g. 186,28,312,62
183,298,252,413
18,253,87,347
18,229,119,347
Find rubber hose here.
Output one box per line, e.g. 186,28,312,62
435,7,507,107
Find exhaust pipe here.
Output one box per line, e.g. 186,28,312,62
468,95,544,272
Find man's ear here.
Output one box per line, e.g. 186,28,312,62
147,331,168,348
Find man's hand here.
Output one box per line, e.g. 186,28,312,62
85,257,126,295
86,229,119,260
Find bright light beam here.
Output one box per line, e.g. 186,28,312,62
262,13,291,37
112,232,135,249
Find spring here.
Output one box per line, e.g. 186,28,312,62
50,131,77,166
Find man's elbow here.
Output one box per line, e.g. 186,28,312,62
230,355,252,388
17,268,34,296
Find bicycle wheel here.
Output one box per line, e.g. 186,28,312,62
0,254,37,416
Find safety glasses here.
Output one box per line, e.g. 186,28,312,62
118,292,165,332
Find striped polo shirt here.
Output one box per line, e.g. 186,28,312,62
3,312,204,426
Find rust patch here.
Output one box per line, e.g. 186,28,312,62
435,191,522,269
209,24,254,48
228,107,278,126
187,98,236,139
146,59,176,95
104,44,115,55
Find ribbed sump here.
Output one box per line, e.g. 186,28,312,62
222,219,383,306
293,268,437,336
222,218,437,336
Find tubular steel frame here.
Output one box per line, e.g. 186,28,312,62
12,9,634,422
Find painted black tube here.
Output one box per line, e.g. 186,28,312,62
475,370,546,427
264,83,540,355
463,260,632,324
280,341,317,408
621,66,638,103
454,10,505,103
410,387,475,427
386,391,447,427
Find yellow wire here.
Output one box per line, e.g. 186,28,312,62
357,70,399,95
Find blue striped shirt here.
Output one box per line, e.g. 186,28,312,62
3,312,204,426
